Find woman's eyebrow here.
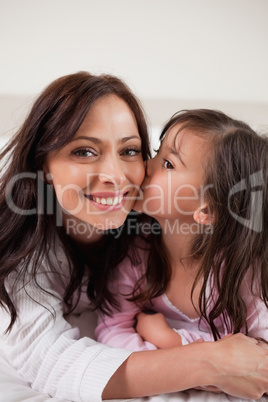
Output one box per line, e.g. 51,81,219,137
70,136,102,144
120,135,141,143
70,135,141,144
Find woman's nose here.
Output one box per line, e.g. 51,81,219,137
98,158,125,186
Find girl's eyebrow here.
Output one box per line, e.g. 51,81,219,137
70,135,141,144
168,146,186,167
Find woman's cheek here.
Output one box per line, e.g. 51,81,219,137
51,169,86,212
53,184,83,213
135,161,146,186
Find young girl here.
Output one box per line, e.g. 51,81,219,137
0,74,268,402
96,109,268,397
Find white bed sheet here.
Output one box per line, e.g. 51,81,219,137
0,349,266,402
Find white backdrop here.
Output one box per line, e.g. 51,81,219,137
0,0,268,150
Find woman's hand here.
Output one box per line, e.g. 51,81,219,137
203,333,268,399
103,332,268,400
136,312,182,348
256,338,268,349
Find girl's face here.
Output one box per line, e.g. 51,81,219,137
134,125,209,225
44,95,145,236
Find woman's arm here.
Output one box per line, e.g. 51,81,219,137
1,268,133,402
103,333,268,400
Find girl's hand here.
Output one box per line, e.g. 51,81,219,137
136,312,182,348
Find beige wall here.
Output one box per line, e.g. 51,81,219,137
1,95,268,153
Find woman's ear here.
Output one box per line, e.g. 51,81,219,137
42,163,53,184
193,204,214,225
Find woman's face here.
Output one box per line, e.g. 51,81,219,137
44,95,145,238
134,125,209,225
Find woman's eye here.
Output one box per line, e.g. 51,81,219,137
72,148,95,158
163,159,174,169
121,147,141,157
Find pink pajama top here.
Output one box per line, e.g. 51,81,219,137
96,242,268,350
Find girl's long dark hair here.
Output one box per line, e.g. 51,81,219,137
133,109,268,340
0,71,150,332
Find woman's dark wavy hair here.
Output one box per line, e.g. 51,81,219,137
0,71,150,332
132,109,268,340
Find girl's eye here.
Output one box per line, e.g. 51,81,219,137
121,147,142,157
163,159,174,169
72,148,96,158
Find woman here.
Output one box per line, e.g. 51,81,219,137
0,72,267,401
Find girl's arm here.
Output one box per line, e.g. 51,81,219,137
96,309,157,351
243,272,268,342
96,249,213,350
136,311,213,347
136,311,183,347
247,298,268,343
95,259,157,351
103,333,268,400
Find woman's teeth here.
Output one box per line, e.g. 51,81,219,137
92,196,123,206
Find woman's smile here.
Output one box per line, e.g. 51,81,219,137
85,191,128,210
